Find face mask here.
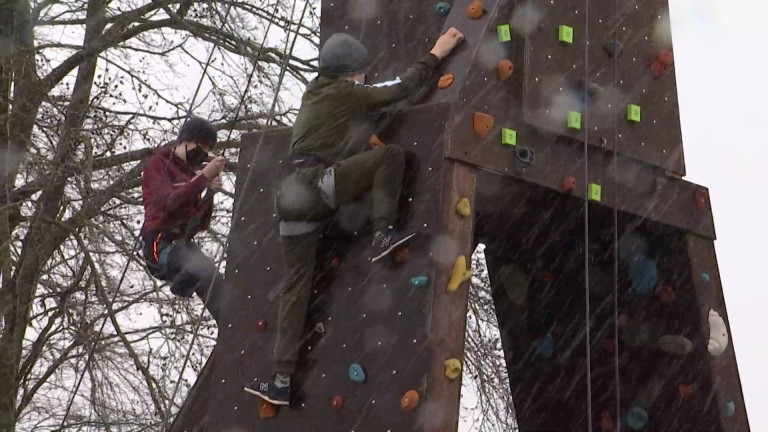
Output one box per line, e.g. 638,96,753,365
185,145,209,167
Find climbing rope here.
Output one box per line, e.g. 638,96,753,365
610,1,622,429
57,1,291,428
581,0,594,431
162,1,311,428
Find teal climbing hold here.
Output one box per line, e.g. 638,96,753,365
533,333,554,358
436,2,451,16
349,363,366,383
627,407,649,430
726,401,735,417
628,255,657,296
411,276,429,287
701,273,711,283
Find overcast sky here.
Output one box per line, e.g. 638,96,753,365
669,0,767,429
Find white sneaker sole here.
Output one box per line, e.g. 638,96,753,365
243,386,290,406
371,232,417,263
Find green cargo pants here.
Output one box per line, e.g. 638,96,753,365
274,145,405,375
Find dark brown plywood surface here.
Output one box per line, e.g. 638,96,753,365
615,0,685,175
194,104,458,431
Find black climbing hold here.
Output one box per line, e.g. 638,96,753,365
516,147,535,164
436,2,451,16
603,40,623,58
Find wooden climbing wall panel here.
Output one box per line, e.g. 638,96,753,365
172,104,479,431
171,0,748,431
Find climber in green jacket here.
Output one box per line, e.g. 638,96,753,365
244,27,464,406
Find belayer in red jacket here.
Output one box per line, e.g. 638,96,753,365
140,116,228,322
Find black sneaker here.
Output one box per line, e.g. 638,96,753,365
244,378,290,406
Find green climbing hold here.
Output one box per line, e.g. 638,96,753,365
588,183,602,202
726,401,735,417
501,128,517,146
436,2,452,16
411,276,429,287
497,24,512,42
627,104,641,122
567,111,581,130
559,25,574,43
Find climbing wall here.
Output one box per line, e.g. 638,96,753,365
171,0,749,431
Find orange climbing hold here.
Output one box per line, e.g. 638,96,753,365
331,395,344,411
656,284,677,304
438,74,455,89
369,134,386,149
465,1,484,19
258,399,277,419
598,410,615,431
497,59,514,80
400,390,420,412
650,50,674,78
473,112,494,138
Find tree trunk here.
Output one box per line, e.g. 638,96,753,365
0,0,106,428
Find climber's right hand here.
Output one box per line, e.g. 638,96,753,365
202,156,227,179
431,28,465,59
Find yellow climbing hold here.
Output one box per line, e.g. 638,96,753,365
447,255,473,292
456,198,471,217
444,358,462,379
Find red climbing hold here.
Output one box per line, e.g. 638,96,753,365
694,189,709,210
497,59,514,81
650,50,674,78
330,256,340,268
400,390,420,412
465,1,484,19
256,320,268,333
438,74,455,89
258,399,277,419
369,134,386,149
541,270,554,282
600,339,615,352
598,410,615,431
678,383,694,400
331,395,344,411
473,112,494,138
560,176,577,193
656,284,677,304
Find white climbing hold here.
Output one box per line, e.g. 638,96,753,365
708,309,729,356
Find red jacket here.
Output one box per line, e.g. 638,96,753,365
141,145,213,238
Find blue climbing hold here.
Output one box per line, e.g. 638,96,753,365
627,407,649,430
533,333,554,358
349,363,366,383
436,2,452,16
726,401,735,417
701,273,711,283
628,255,658,296
411,276,429,287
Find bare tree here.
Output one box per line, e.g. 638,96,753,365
0,0,317,430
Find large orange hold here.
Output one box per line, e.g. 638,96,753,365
473,112,494,138
437,74,454,89
465,1,484,19
369,134,386,149
258,399,277,419
598,411,614,431
400,390,420,412
497,59,514,80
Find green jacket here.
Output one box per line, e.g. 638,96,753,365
290,53,442,164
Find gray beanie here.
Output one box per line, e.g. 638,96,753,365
319,33,369,76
